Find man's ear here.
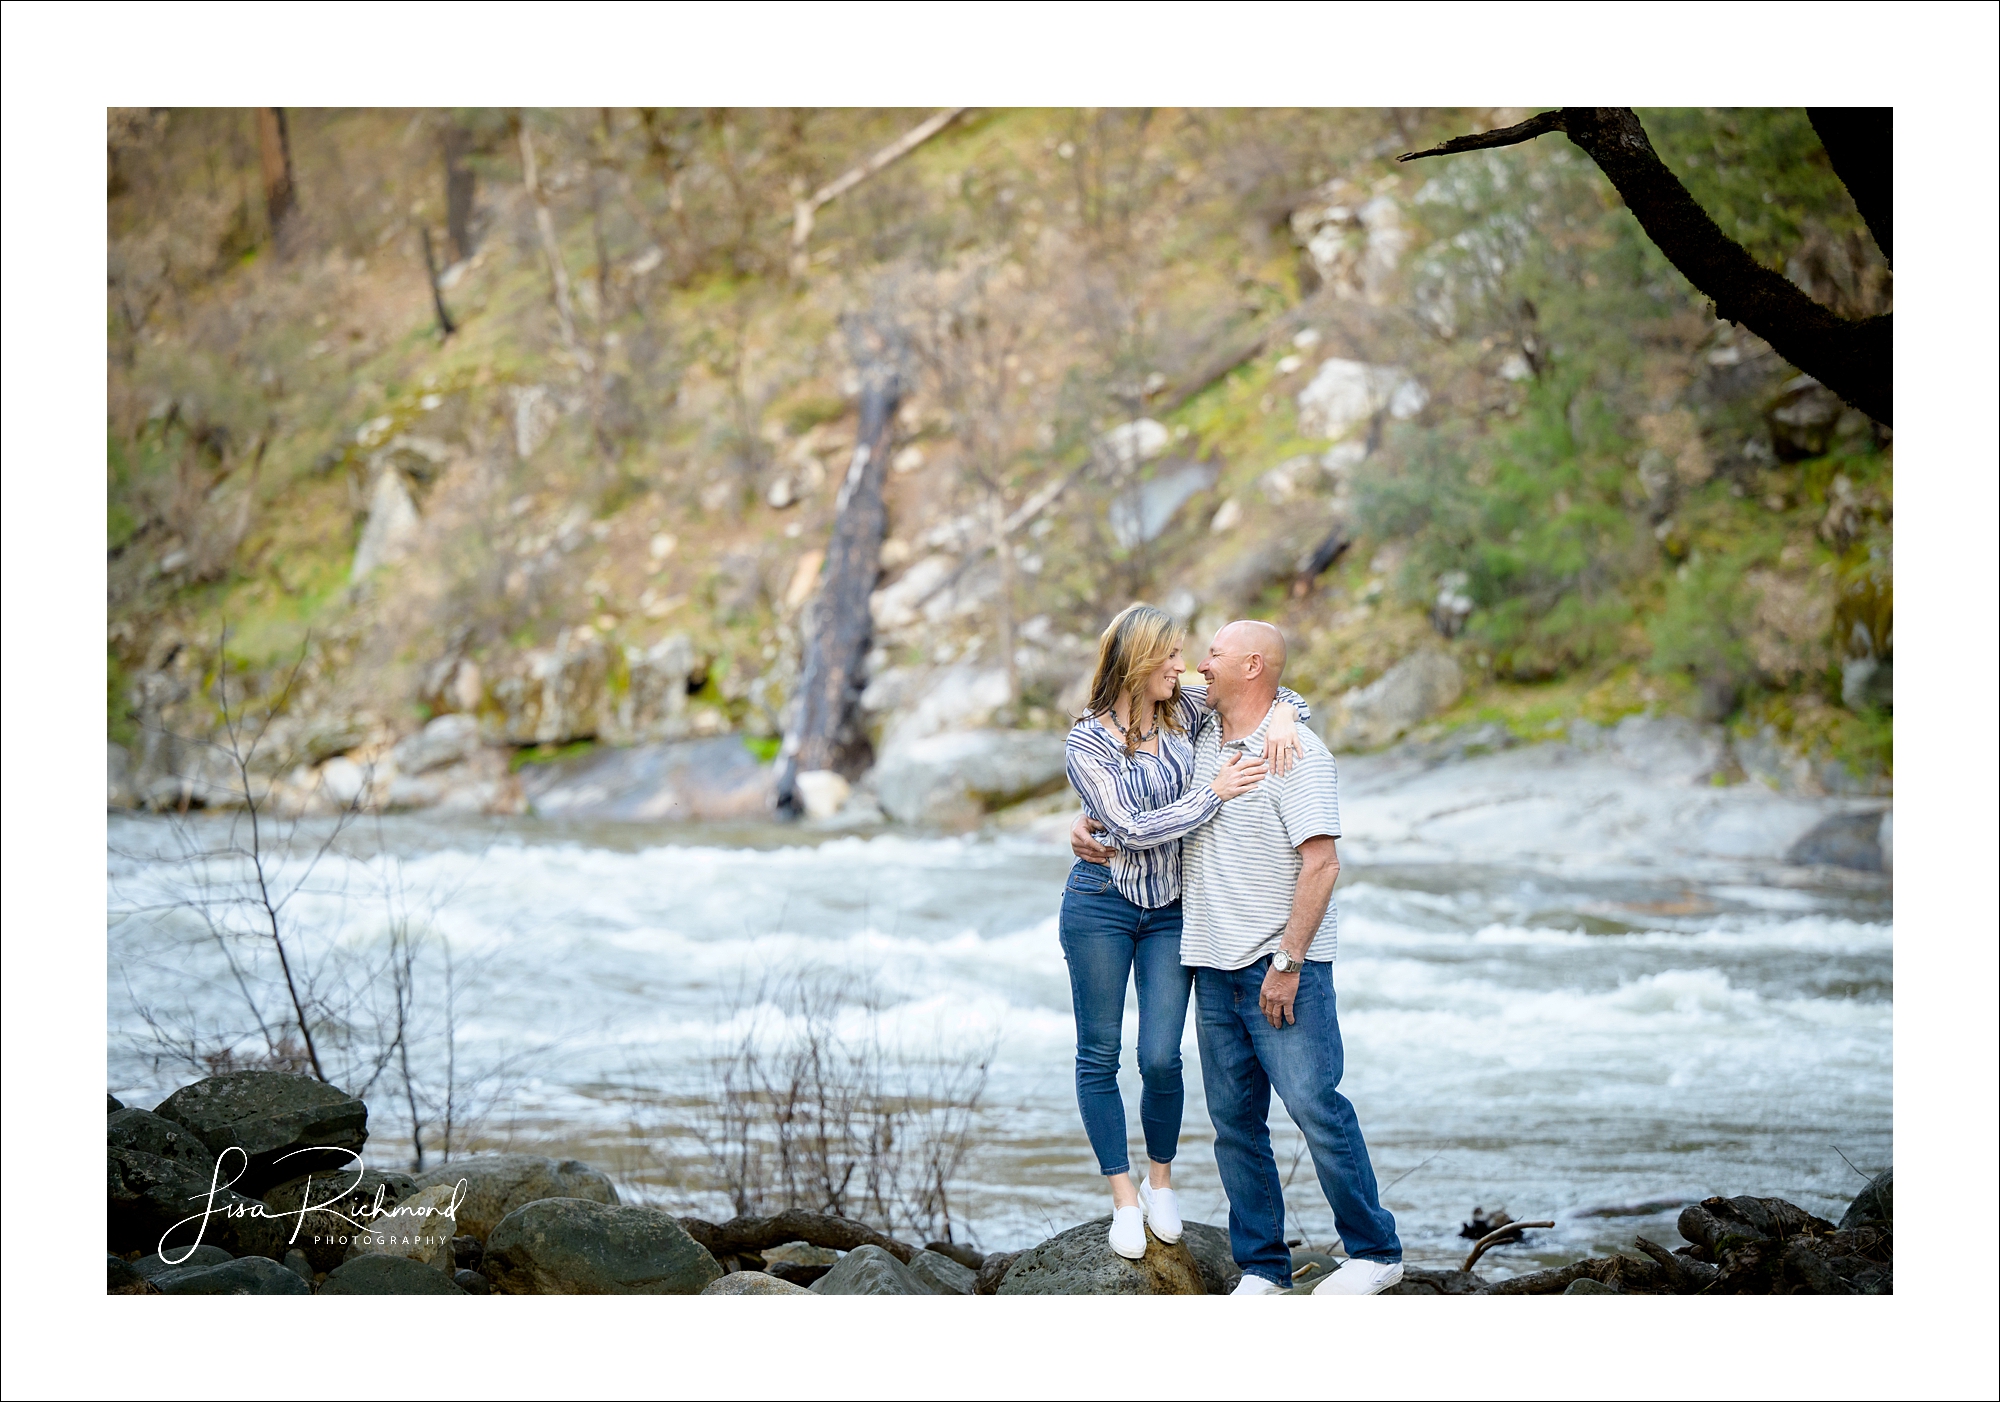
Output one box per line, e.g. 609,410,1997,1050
1243,652,1265,680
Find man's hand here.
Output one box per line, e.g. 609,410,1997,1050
1259,964,1299,1028
1070,813,1114,865
1260,837,1339,1028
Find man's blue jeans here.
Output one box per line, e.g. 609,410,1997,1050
1194,957,1401,1286
1058,861,1192,1177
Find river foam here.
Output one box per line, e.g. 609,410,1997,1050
108,814,1890,1268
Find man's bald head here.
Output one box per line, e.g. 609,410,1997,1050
1198,619,1288,715
1219,620,1287,682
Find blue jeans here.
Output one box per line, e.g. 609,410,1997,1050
1058,861,1192,1177
1194,958,1401,1286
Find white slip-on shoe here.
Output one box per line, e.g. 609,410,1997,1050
1136,1180,1183,1243
1312,1259,1404,1295
1230,1273,1283,1295
1108,1204,1147,1260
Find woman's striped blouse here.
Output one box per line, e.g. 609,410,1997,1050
1063,683,1310,909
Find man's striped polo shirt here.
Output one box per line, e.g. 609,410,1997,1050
1180,697,1342,970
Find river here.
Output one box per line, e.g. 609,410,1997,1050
107,786,1890,1277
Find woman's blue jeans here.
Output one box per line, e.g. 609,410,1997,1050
1057,860,1192,1177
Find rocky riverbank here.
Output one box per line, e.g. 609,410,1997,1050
108,1069,1891,1296
109,707,1890,883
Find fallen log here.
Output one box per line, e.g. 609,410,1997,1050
774,342,904,816
678,1208,919,1265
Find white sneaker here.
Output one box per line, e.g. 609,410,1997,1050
1108,1205,1147,1260
1312,1259,1404,1295
1230,1274,1283,1295
1136,1180,1183,1243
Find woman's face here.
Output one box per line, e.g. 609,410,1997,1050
1145,644,1185,703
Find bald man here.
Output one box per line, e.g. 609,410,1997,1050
1072,620,1402,1295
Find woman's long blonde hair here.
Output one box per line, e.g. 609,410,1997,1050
1081,603,1187,756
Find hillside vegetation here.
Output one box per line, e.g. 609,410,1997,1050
106,106,1891,802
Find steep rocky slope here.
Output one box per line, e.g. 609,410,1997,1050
106,106,1891,820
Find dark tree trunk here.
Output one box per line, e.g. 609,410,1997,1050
1806,108,1891,265
774,356,903,816
1401,108,1891,425
255,107,296,241
444,124,476,263
420,227,457,338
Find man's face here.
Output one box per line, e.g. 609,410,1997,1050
1198,628,1243,709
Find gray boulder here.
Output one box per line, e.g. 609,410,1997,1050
108,1146,288,1260
1108,461,1218,547
703,1270,812,1296
320,1253,465,1295
484,1198,722,1295
341,1182,462,1273
1606,714,1728,784
108,1093,124,1113
108,1254,151,1294
408,1153,618,1241
1563,1276,1620,1294
923,1241,986,1270
154,1255,312,1296
108,1108,216,1175
391,714,483,775
133,1244,232,1279
110,743,138,808
517,737,772,822
808,1243,928,1295
1326,649,1463,751
1839,1169,1892,1230
907,1248,978,1295
873,729,1069,829
973,1250,1022,1294
1384,1266,1489,1295
454,1269,491,1294
282,1249,315,1284
761,1241,843,1268
1787,810,1888,872
152,1071,368,1195
996,1217,1206,1295
262,1166,419,1272
384,746,521,815
350,467,421,581
1840,655,1892,713
1180,1220,1242,1295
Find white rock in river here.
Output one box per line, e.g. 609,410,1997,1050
794,769,852,820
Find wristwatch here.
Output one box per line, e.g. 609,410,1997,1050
1270,948,1303,974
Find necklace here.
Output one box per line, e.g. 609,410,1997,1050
1103,711,1160,744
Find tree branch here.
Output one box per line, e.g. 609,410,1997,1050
787,108,968,273
1807,108,1890,265
1397,109,1568,162
1400,107,1890,425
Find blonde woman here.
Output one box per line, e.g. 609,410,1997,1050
1060,603,1308,1260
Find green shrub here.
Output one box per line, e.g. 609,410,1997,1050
1358,378,1647,680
